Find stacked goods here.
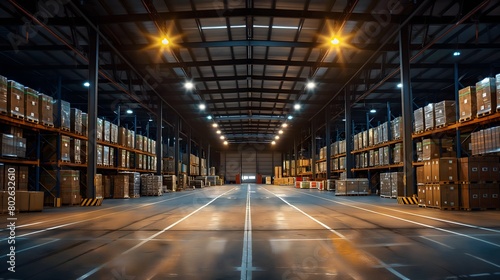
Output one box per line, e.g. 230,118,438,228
127,130,135,149
53,100,70,131
162,175,177,192
113,174,129,199
434,100,456,128
362,130,368,148
458,86,476,122
497,74,500,112
353,134,360,151
94,174,103,199
413,107,425,133
326,179,335,191
336,180,347,195
206,175,219,186
118,149,128,168
190,180,204,188
24,87,39,123
136,153,143,169
424,103,435,131
96,118,103,141
119,172,140,198
422,138,454,161
70,138,81,163
421,157,459,209
0,75,7,114
109,147,114,167
319,146,327,159
41,135,70,162
339,156,346,170
379,122,389,143
103,146,110,166
96,144,103,165
41,170,80,205
38,94,54,127
110,123,118,144
118,127,127,146
379,147,389,165
391,117,403,140
7,80,25,119
368,128,375,146
0,134,16,157
415,141,423,162
476,77,496,117
136,135,143,151
129,152,135,169
459,156,500,210
179,173,187,189
393,143,403,163
373,127,379,146
81,112,87,135
103,120,111,142
70,108,82,134
380,172,402,198
140,174,162,196
210,167,216,176
103,175,113,198
335,178,369,196
339,140,346,154
470,126,500,155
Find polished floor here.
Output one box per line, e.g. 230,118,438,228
1,184,500,280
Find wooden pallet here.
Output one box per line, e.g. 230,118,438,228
459,116,473,123
26,118,39,124
60,127,70,132
477,111,493,118
10,113,24,120
41,122,54,127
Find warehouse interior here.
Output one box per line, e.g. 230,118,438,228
0,0,500,280
1,0,500,279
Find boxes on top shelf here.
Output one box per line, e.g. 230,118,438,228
24,87,39,123
362,130,368,148
38,93,54,127
431,158,458,183
458,86,476,122
476,77,496,117
496,74,500,112
110,123,118,144
413,107,425,133
368,127,375,146
391,116,402,140
81,112,88,136
53,99,70,131
434,100,456,128
7,80,24,119
96,118,103,141
0,75,7,114
424,103,435,131
70,108,82,135
0,134,16,157
70,138,81,163
104,120,111,142
136,134,143,151
127,129,135,149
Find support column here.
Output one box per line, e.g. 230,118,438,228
174,116,180,179
325,109,331,179
344,88,353,178
294,138,298,177
207,143,211,176
156,103,162,175
399,24,415,197
454,62,462,158
116,105,120,127
86,27,99,199
187,129,192,175
311,122,316,179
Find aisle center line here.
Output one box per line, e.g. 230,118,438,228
240,184,253,280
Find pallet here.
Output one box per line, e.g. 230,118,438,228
60,127,70,132
73,161,82,164
477,111,493,118
72,131,83,135
438,206,459,211
0,110,7,115
414,130,424,134
424,127,434,132
129,194,140,198
41,122,54,128
61,159,71,163
26,118,39,124
380,195,396,199
459,116,473,123
435,123,451,129
10,113,24,120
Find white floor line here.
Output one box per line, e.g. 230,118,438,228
465,253,500,269
240,184,253,280
263,187,410,280
299,191,500,248
0,239,60,258
77,187,236,280
420,236,455,249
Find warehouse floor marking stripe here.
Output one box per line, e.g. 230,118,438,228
0,192,197,241
77,187,237,280
465,253,500,269
263,188,410,280
239,184,254,280
300,191,500,248
0,239,60,259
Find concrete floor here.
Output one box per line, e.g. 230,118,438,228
1,184,500,280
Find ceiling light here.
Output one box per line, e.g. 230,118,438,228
342,118,346,122
278,130,283,134
223,141,228,145
294,104,301,110
149,118,153,122
275,135,280,140
287,116,293,120
161,37,169,45
216,130,221,134
254,25,298,30
370,109,377,114
282,123,288,128
126,109,133,114
212,123,218,128
220,135,225,140
453,51,461,56
271,141,276,145
306,81,316,89
331,38,340,45
83,82,90,87
206,115,212,120
184,81,194,90
202,25,246,30
397,83,402,88
199,104,206,110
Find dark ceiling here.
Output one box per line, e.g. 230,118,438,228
1,0,499,149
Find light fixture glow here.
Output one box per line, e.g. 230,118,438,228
220,135,225,140
294,104,301,110
370,109,377,114
212,123,218,128
271,141,276,145
331,38,340,45
184,81,194,90
453,51,461,56
149,118,153,122
287,116,293,120
282,123,288,128
199,104,206,110
306,81,316,89
126,109,133,114
278,130,283,134
206,115,212,120
275,135,280,140
223,141,228,145
83,82,90,87
216,130,221,134
397,83,403,88
161,37,169,45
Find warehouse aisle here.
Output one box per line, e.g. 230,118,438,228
1,185,500,279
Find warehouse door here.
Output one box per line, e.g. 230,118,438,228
241,148,257,183
257,153,273,176
225,152,241,183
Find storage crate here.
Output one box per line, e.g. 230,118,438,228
113,174,129,199
96,118,103,141
24,87,39,123
431,158,458,183
434,100,456,127
104,120,111,142
7,80,24,119
70,138,81,163
414,107,425,133
53,100,70,130
0,75,7,114
70,108,82,134
476,77,496,117
110,123,118,144
0,134,16,157
458,86,476,122
424,103,435,131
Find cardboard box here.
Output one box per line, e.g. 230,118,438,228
414,107,425,133
24,87,39,122
53,100,70,130
96,118,103,141
460,183,481,209
39,94,54,126
431,158,458,182
7,80,24,118
29,191,44,211
476,77,496,116
416,166,425,185
422,139,440,160
434,100,456,127
418,185,426,206
459,86,476,121
0,75,7,114
459,157,480,182
424,103,435,131
425,185,435,206
70,108,82,134
433,184,459,209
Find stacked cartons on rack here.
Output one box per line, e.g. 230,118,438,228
458,86,476,122
104,120,111,142
120,172,140,198
470,126,500,155
391,117,403,140
41,135,70,162
118,127,127,146
94,174,103,199
393,143,402,163
103,146,110,166
0,75,7,114
136,135,143,151
53,100,70,131
110,123,118,144
140,174,162,196
24,87,39,123
96,144,103,165
96,118,103,141
380,172,402,198
434,100,456,127
424,103,435,131
7,80,24,119
476,77,496,117
81,112,87,135
414,107,425,133
0,134,16,157
459,157,500,210
70,138,81,163
162,175,177,192
41,170,80,205
70,108,82,134
113,174,129,198
103,175,113,198
422,157,459,209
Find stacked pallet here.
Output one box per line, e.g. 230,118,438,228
41,170,80,205
113,174,129,199
335,178,369,196
380,172,403,198
419,158,459,210
459,156,500,210
119,172,140,198
162,175,177,192
140,174,162,196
